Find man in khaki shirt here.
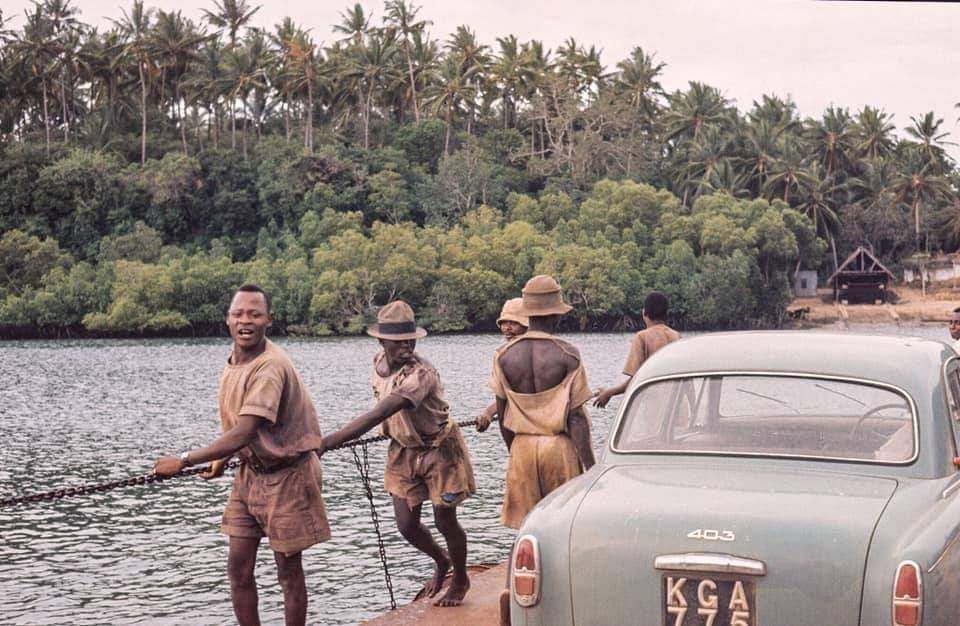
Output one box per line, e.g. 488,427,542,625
154,285,329,626
594,291,680,408
319,301,475,608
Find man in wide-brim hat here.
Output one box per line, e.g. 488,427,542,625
476,298,528,432
488,275,595,526
319,300,476,607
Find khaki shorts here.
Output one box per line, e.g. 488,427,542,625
384,424,476,509
221,453,331,555
501,433,582,529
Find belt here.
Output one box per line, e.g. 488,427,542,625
245,452,308,475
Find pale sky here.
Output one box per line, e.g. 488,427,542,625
6,0,960,159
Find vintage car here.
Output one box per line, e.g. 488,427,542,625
508,332,960,626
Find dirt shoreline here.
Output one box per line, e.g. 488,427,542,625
787,286,960,327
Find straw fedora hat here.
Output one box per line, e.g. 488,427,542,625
497,297,529,327
366,300,428,340
514,275,573,317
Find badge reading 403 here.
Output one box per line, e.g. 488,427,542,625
687,528,735,541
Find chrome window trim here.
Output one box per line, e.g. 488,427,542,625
608,370,920,465
654,552,767,576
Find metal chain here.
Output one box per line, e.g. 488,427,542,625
0,416,497,510
351,442,397,610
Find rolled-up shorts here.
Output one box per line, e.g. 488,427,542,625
221,453,331,555
384,425,476,509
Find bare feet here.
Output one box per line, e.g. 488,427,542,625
418,553,451,599
434,573,470,607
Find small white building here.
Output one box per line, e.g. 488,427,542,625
793,270,818,297
903,255,960,284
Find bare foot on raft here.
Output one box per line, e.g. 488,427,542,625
419,553,451,599
434,574,470,607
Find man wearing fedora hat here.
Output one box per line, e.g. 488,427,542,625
487,275,595,530
476,297,528,433
319,300,476,608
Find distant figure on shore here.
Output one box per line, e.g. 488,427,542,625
154,284,330,626
489,276,595,529
950,307,960,352
593,291,680,409
319,301,476,607
476,298,529,433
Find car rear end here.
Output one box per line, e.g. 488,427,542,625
510,366,926,626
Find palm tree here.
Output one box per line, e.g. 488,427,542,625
342,29,398,149
795,162,841,269
75,26,127,144
612,46,665,121
890,148,954,251
739,118,786,194
762,138,814,204
113,0,153,164
202,0,259,48
384,0,430,123
284,29,324,150
15,4,60,154
905,111,954,174
445,25,488,136
804,106,854,181
491,35,534,129
152,10,206,154
662,81,731,143
332,3,371,46
424,55,478,153
852,105,895,161
224,28,269,157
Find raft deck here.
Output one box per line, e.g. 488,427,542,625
362,563,505,625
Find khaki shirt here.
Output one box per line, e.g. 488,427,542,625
623,324,680,376
372,352,450,448
218,339,324,467
488,331,593,436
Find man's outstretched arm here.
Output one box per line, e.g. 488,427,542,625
593,377,630,408
568,406,595,470
319,393,412,454
154,413,265,476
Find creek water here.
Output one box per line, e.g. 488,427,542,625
0,325,950,625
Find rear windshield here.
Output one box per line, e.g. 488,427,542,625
613,375,915,463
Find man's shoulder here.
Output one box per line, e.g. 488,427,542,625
257,341,296,374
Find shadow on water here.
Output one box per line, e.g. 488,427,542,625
0,325,950,624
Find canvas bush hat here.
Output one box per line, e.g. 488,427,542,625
515,275,573,317
366,300,428,340
497,297,529,327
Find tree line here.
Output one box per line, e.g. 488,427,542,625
0,0,956,337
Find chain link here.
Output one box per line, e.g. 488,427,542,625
0,417,497,509
351,442,397,610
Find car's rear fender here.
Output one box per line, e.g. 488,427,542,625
860,475,960,625
510,466,607,626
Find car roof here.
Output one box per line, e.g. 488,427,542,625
636,331,953,393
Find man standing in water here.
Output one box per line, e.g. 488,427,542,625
154,284,329,626
319,301,476,607
593,291,680,408
489,276,595,530
476,297,528,432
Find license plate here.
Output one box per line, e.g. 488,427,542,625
661,574,756,626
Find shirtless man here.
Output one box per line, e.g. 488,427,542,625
489,276,595,529
476,298,528,433
594,291,680,408
153,284,329,626
319,300,475,607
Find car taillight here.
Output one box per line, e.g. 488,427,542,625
512,534,541,607
892,560,922,626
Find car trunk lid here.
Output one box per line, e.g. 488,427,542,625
568,463,897,626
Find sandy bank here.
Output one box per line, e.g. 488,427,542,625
788,286,960,327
